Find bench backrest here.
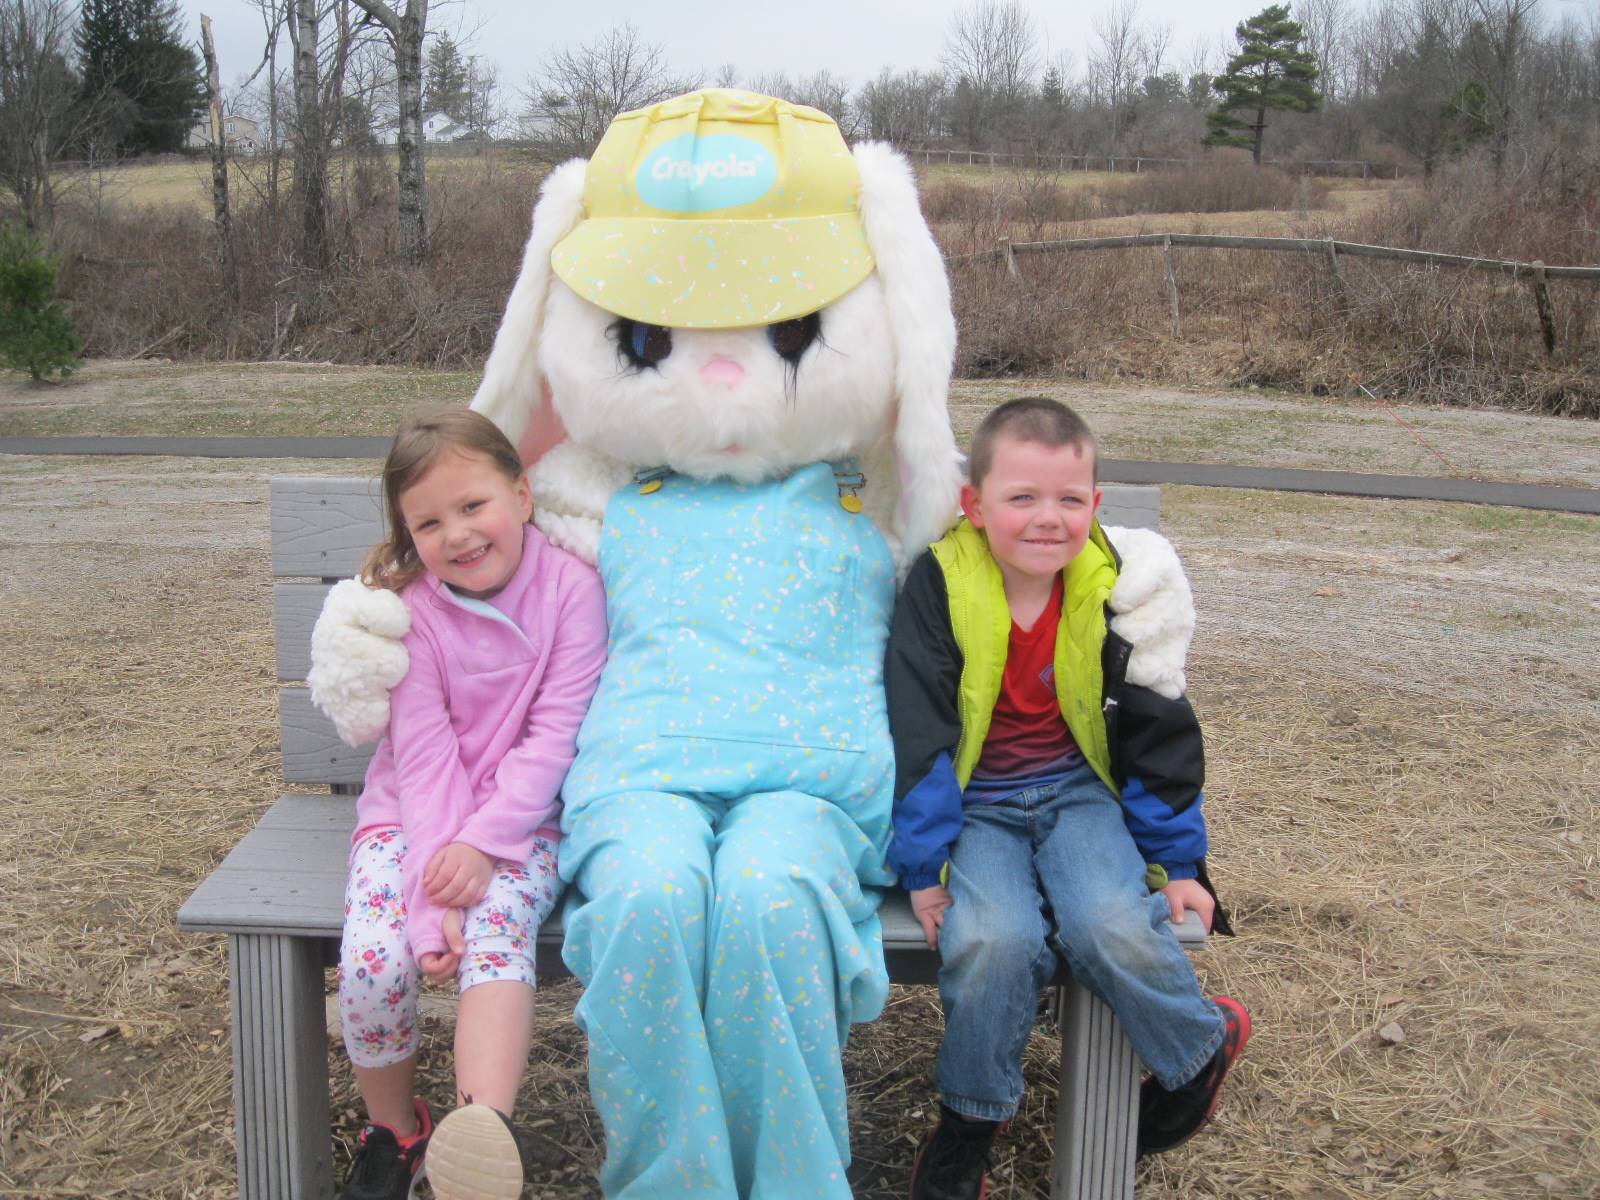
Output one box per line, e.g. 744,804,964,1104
271,475,1162,787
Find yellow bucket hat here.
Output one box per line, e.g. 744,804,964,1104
550,89,874,329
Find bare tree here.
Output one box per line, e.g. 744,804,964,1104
458,54,499,141
745,69,859,136
286,0,330,268
855,67,949,146
1459,0,1541,170
0,0,86,229
199,15,237,299
1088,0,1148,152
1296,0,1353,101
943,0,1040,146
235,0,289,211
1370,0,1469,175
522,23,695,157
346,0,429,263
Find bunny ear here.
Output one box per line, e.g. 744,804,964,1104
471,158,590,463
853,142,963,565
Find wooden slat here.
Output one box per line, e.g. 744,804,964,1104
270,476,385,579
280,688,375,785
1097,483,1160,532
274,582,331,681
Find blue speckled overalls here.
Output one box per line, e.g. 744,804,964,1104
559,461,897,1199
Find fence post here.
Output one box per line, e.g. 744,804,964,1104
1161,235,1180,337
1001,237,1019,279
1323,237,1346,311
1530,260,1557,356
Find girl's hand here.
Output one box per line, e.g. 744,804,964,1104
910,884,953,951
417,910,467,981
1160,877,1215,933
424,842,496,908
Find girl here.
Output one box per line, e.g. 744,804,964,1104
335,409,607,1200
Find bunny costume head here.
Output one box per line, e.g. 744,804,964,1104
469,88,962,567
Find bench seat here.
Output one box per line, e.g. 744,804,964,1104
179,476,1198,1200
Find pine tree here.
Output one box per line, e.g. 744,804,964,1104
1202,4,1321,165
127,0,205,154
75,0,203,156
0,223,82,382
423,33,469,122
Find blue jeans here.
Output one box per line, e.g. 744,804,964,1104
936,761,1223,1119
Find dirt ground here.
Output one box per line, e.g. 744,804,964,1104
2,391,1598,1197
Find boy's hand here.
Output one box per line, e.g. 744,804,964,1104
424,842,495,909
1160,877,1215,933
910,885,953,951
417,909,466,981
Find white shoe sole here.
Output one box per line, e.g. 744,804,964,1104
424,1104,523,1200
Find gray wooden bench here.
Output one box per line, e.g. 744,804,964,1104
178,474,1202,1200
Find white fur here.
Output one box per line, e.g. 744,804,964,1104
471,159,589,450
1104,526,1193,699
528,442,633,564
541,276,898,484
306,579,412,746
853,142,964,562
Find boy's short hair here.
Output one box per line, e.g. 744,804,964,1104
968,397,1098,487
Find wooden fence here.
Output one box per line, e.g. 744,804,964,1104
906,148,1403,179
962,232,1600,355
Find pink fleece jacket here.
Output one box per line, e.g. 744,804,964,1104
353,524,607,959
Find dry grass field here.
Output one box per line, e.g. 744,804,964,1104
53,147,551,217
1,365,1597,1198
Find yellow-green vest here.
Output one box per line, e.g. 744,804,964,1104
928,518,1119,796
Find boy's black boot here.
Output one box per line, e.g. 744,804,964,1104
1138,995,1252,1157
909,1105,1005,1200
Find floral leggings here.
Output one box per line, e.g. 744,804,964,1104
338,826,562,1069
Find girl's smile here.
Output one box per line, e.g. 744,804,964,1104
399,449,533,599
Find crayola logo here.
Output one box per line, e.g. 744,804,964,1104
636,133,777,212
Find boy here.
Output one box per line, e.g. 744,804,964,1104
886,397,1248,1199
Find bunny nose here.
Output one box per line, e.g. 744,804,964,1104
699,357,745,387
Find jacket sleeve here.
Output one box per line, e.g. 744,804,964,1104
387,618,479,960
455,561,608,860
885,552,966,890
1109,655,1208,880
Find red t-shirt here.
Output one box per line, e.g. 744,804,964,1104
969,574,1080,790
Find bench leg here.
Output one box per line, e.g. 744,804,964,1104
1051,980,1139,1200
228,933,333,1200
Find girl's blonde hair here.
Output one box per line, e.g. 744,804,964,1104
361,407,528,592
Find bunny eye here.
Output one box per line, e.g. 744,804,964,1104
615,319,673,369
767,313,820,363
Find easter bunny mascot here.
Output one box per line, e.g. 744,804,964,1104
311,89,1198,1200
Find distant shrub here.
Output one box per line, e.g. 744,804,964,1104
919,159,1327,233
1115,160,1328,215
0,223,82,382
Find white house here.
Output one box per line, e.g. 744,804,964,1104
377,110,466,146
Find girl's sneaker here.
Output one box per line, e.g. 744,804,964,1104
425,1103,525,1200
1138,995,1252,1157
340,1098,434,1200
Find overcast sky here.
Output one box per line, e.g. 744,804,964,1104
180,0,1267,101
